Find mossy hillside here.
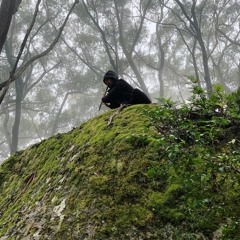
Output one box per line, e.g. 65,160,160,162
0,105,157,239
0,100,239,239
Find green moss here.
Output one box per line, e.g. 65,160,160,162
0,104,240,239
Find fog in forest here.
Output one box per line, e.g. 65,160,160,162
0,0,239,162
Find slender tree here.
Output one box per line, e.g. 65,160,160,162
166,0,213,95
0,0,21,54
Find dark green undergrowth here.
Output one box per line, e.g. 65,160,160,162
0,86,240,239
142,86,240,239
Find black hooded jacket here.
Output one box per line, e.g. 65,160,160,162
102,70,151,109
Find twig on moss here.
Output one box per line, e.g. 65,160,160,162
107,104,130,126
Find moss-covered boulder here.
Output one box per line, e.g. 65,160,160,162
0,104,239,239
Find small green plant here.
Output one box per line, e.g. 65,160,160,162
145,86,239,147
184,75,199,84
226,88,240,119
157,98,175,108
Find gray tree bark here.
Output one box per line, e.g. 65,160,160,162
0,0,21,54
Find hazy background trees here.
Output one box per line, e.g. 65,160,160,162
0,0,239,161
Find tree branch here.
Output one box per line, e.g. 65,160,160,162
0,0,79,105
0,0,41,103
217,28,240,47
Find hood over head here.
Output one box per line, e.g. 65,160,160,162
103,70,118,84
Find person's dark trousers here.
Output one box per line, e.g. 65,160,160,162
131,88,151,104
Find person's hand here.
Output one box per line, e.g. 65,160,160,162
104,102,110,107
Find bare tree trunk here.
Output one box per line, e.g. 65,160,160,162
2,100,11,149
4,40,24,154
191,39,201,88
11,79,23,153
237,63,240,89
196,30,213,94
0,0,21,54
156,23,165,98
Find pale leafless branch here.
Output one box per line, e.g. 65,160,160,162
0,0,79,105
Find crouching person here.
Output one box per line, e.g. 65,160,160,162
101,70,151,109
